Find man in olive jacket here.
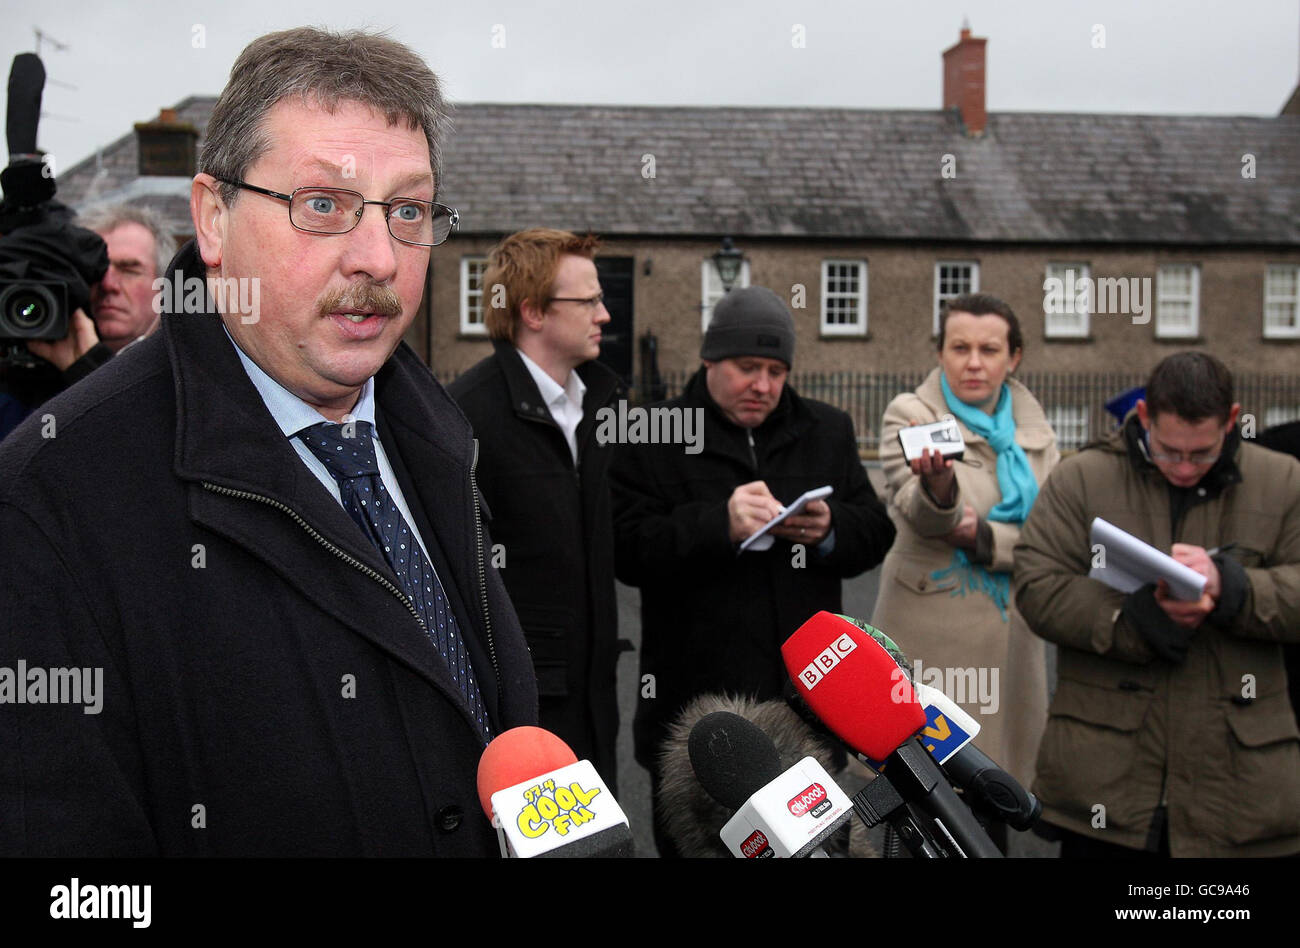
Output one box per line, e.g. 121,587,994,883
449,229,622,788
1014,352,1300,857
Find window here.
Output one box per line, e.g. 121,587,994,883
1043,263,1090,338
701,258,752,332
460,256,489,335
821,260,867,336
1045,405,1090,451
1264,265,1300,339
1264,406,1300,429
1156,264,1200,338
934,261,979,335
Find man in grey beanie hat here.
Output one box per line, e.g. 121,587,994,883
609,284,895,856
700,285,796,368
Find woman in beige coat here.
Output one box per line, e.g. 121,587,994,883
871,294,1059,803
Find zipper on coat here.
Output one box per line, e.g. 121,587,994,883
746,428,758,470
202,481,429,631
470,439,506,703
202,477,505,724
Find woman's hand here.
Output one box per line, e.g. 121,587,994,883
943,504,979,549
906,417,957,507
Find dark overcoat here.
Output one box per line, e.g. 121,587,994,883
448,342,623,786
0,242,538,856
610,369,896,766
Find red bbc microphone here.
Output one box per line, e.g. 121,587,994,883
476,726,634,858
782,612,1003,857
781,611,927,760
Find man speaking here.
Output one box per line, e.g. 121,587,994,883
0,28,537,856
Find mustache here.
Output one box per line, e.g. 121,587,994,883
317,283,404,318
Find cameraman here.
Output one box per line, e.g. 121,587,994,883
0,203,167,440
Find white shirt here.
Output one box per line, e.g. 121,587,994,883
516,348,587,464
223,327,432,563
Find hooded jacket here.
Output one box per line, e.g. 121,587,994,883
0,241,538,856
1014,414,1300,856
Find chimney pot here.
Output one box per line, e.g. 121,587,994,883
943,25,987,136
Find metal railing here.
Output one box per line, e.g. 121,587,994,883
636,370,1300,454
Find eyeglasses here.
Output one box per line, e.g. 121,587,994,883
1148,448,1221,466
547,293,605,310
1146,430,1222,466
218,179,459,247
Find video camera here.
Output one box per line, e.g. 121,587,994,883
0,53,108,355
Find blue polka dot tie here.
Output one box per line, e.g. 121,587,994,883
298,420,491,742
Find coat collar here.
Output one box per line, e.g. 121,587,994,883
680,366,815,466
491,338,622,428
163,240,490,723
913,367,1055,451
493,335,621,418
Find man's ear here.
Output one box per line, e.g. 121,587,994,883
1136,398,1150,430
191,174,226,269
519,297,546,333
1225,402,1241,433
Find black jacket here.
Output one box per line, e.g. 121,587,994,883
609,369,895,766
0,241,538,856
448,341,623,785
0,342,114,442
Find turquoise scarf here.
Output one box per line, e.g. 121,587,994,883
931,375,1040,621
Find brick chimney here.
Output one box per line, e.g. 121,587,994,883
943,23,987,136
134,108,198,177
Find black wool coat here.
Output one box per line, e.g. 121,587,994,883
0,242,538,856
609,369,896,766
448,341,623,787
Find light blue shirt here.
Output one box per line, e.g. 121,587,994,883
224,327,432,564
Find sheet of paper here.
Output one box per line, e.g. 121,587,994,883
1087,517,1208,601
740,486,834,553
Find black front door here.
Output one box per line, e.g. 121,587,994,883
595,256,633,385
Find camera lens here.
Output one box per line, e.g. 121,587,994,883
0,283,58,335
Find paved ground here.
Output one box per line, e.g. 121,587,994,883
610,463,1059,858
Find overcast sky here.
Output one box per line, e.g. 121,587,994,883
3,0,1298,173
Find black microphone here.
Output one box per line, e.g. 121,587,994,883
656,693,871,857
688,710,853,858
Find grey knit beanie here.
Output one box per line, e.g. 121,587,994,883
700,286,795,366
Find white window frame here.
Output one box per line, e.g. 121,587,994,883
701,258,752,332
1265,406,1300,429
933,261,979,335
460,256,489,336
1155,264,1200,339
1264,264,1300,339
1043,262,1091,339
1044,405,1090,452
820,260,868,336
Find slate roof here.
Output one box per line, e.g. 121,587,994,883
57,97,1300,246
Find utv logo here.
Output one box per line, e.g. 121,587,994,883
740,829,773,858
787,783,831,818
798,633,856,690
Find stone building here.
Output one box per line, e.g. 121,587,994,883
55,27,1300,446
